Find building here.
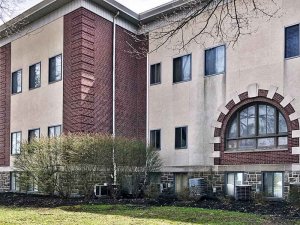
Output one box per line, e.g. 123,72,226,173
0,0,300,199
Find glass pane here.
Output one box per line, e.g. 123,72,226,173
181,127,187,148
279,112,288,133
205,48,216,75
278,137,288,146
155,130,160,149
264,173,273,197
150,131,155,148
175,128,181,148
235,173,244,186
239,139,256,149
257,138,275,148
55,126,61,137
285,25,299,58
17,71,22,93
156,64,161,83
173,58,182,82
227,140,237,149
181,55,191,81
49,55,62,82
259,105,267,135
240,106,256,137
226,173,235,196
215,45,225,74
266,106,275,134
274,173,283,198
228,117,238,138
150,65,156,84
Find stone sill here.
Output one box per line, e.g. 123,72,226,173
224,149,288,154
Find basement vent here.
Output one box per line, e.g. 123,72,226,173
235,185,252,201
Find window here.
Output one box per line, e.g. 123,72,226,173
10,172,20,192
150,130,161,149
263,172,283,198
285,24,300,58
173,54,191,83
226,103,288,150
29,62,41,89
49,54,62,83
28,129,40,142
226,172,244,197
11,132,21,155
12,70,22,94
175,127,188,149
48,125,62,138
175,173,188,193
150,63,161,85
205,45,225,76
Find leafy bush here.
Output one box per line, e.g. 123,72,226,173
14,133,161,198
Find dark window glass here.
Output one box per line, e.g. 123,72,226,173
205,45,225,76
226,172,244,197
175,127,187,149
11,132,21,155
226,104,288,150
48,125,62,138
173,55,191,83
12,70,22,94
150,130,161,149
29,63,41,89
150,63,161,85
49,54,62,83
285,25,299,58
28,129,40,142
263,172,283,198
10,172,20,192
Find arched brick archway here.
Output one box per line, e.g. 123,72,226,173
212,84,300,166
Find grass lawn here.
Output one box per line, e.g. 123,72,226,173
0,204,297,225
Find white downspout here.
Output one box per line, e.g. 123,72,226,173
146,53,149,145
112,11,119,185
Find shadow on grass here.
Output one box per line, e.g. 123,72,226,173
60,204,277,225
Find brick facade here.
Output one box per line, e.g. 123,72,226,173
63,8,147,140
0,44,11,167
214,90,299,165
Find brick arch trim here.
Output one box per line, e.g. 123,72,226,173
212,86,300,166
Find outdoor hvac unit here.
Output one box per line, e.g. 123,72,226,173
189,178,207,196
235,185,252,201
94,184,109,197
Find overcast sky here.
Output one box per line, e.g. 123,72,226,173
11,0,172,19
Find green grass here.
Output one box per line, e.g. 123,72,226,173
0,204,296,225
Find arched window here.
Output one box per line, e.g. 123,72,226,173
226,103,288,150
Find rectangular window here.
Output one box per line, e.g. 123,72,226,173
226,172,244,197
49,54,62,83
285,24,300,58
29,62,41,89
11,132,21,155
175,127,188,149
150,130,161,150
205,45,225,76
48,125,62,138
12,70,22,94
150,63,161,85
173,54,191,83
28,129,40,142
10,172,20,192
263,172,283,198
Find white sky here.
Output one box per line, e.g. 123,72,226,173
10,0,172,19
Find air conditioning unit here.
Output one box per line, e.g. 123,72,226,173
235,185,252,201
189,178,207,197
94,184,109,197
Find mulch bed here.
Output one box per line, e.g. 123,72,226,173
0,193,299,220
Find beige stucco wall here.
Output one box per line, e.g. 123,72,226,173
10,17,64,165
148,0,300,172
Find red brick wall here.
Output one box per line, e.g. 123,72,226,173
215,90,299,165
0,44,11,166
115,27,147,140
63,8,147,140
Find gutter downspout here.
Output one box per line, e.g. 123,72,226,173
146,53,149,145
112,11,119,186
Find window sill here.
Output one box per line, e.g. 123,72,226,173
150,82,161,86
224,148,288,153
285,55,300,60
204,72,225,77
173,79,191,85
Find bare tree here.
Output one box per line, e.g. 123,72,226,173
129,0,281,56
